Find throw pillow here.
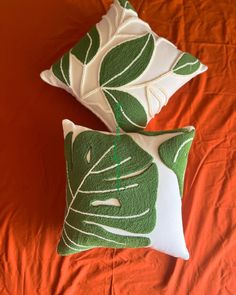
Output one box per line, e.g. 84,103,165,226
58,119,195,259
41,0,207,132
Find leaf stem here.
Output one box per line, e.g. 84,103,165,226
64,145,115,221
110,70,173,91
81,69,172,102
80,86,101,100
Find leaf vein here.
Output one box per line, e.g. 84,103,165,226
102,34,152,87
78,183,138,194
65,220,125,245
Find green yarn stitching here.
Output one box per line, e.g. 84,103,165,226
113,102,122,191
52,52,70,86
104,89,147,132
158,130,195,196
173,53,200,75
100,33,154,87
71,26,100,64
100,33,154,131
52,26,100,85
139,128,192,136
58,131,158,255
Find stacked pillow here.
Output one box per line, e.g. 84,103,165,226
41,0,207,259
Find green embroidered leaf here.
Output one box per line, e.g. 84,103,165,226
58,131,158,254
52,52,70,86
173,53,200,75
100,33,154,87
103,89,147,132
139,128,191,136
117,0,135,11
158,130,195,196
71,26,100,64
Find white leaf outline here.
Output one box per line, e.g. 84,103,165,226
65,220,126,245
77,4,151,98
84,220,148,238
173,138,194,163
60,54,70,86
62,227,92,250
91,156,131,174
62,133,157,250
101,33,153,87
50,3,203,130
52,3,171,125
70,207,150,219
71,28,100,65
174,59,200,73
63,143,130,247
78,184,138,194
66,144,116,215
172,52,200,75
104,89,147,129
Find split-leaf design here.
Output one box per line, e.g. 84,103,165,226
71,26,100,64
58,131,158,255
173,53,200,75
158,130,195,196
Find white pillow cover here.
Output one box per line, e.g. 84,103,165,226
58,119,195,259
41,0,207,132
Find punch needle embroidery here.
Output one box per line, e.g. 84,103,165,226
41,0,207,132
59,129,158,253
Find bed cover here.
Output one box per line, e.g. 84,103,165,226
1,0,236,294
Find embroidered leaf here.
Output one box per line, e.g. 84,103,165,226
139,128,191,136
103,89,147,132
100,33,154,87
71,26,100,64
158,130,195,196
173,53,200,75
58,131,158,254
52,52,70,86
117,0,135,11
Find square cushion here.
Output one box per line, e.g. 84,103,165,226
41,0,207,132
58,119,195,259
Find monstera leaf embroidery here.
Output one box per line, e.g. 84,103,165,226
100,33,154,131
58,131,158,254
158,130,195,196
173,53,200,75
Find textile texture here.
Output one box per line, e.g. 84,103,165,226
1,0,236,294
40,0,206,132
58,121,193,258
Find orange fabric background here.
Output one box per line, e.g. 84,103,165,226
1,0,236,294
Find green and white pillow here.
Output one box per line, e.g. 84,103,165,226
58,119,195,259
40,0,207,132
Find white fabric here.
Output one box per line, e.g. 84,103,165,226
41,0,207,132
63,119,192,259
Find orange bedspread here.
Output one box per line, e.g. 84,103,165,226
1,0,236,294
